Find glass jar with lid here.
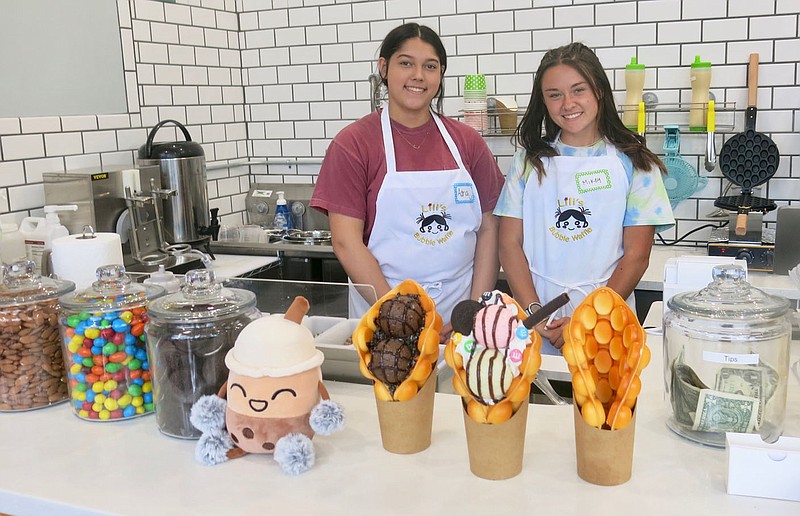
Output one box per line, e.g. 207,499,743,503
58,264,165,421
146,268,260,439
664,264,791,447
0,260,75,411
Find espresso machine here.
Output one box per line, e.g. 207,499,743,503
42,165,212,272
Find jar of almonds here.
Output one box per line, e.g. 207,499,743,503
0,260,75,411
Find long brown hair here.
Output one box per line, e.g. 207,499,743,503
515,42,666,182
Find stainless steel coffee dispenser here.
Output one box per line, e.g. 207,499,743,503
137,120,214,245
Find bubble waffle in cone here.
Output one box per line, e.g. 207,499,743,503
563,287,650,431
352,279,442,401
444,290,542,425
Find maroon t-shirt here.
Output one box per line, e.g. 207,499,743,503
311,110,504,244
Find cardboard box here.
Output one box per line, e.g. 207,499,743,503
726,432,800,502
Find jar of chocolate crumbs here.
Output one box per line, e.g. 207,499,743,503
146,268,259,439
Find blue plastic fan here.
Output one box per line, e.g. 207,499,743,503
662,125,707,209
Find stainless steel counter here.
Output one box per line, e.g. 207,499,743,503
210,239,334,257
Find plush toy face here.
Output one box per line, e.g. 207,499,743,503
226,367,322,419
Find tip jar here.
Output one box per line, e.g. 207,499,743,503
663,265,791,447
1,260,75,411
146,268,259,439
58,264,165,421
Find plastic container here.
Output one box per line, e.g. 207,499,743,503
58,264,165,421
146,268,259,438
0,223,27,264
19,204,77,274
622,57,646,130
143,265,182,294
663,265,791,447
273,191,293,231
0,260,75,411
689,55,712,132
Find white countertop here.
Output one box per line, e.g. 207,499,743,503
1,305,798,515
207,253,279,280
640,245,800,299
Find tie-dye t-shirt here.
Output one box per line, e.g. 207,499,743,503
494,138,675,233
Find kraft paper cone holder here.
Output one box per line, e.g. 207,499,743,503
374,370,436,454
462,401,529,480
572,402,637,486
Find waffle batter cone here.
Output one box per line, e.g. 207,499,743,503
563,287,649,485
352,279,442,453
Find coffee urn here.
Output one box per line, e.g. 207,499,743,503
137,120,214,245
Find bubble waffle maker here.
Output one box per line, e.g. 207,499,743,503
710,53,778,272
714,53,779,238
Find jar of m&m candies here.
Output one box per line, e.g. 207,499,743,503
58,264,165,421
146,268,259,438
1,260,74,411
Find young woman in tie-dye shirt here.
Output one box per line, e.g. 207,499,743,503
494,43,674,354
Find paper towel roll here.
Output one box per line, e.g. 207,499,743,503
51,233,124,290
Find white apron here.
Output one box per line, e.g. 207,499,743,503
348,107,483,325
522,140,631,354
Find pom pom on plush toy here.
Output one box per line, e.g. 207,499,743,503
195,429,234,465
190,395,233,466
190,394,227,434
274,433,316,476
310,400,345,435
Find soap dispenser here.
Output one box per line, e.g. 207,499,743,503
273,191,294,231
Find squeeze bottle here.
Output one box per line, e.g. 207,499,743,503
689,56,712,132
272,191,293,231
623,57,646,130
19,204,77,274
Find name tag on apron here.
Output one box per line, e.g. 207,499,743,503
575,169,611,193
454,183,476,204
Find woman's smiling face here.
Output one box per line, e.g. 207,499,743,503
379,37,442,126
541,63,600,146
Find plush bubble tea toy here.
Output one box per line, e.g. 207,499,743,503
190,296,345,475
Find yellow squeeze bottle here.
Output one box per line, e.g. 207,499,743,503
623,57,646,130
689,56,712,131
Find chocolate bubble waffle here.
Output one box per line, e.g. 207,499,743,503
562,287,650,430
445,291,544,425
352,280,442,401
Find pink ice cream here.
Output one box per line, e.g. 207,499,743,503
473,304,520,350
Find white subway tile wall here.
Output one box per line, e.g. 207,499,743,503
0,0,797,242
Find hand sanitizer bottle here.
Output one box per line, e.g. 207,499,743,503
273,191,293,231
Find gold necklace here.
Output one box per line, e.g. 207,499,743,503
396,126,431,150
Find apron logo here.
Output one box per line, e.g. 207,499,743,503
414,206,454,246
549,200,593,242
453,183,475,204
575,169,611,193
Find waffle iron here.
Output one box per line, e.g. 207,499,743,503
709,53,779,272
